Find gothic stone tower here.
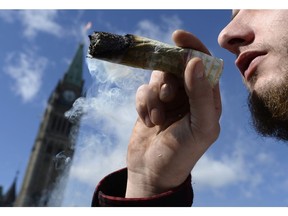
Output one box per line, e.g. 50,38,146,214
14,44,84,207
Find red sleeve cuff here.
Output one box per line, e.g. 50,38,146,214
91,168,193,207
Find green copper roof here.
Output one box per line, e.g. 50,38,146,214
63,43,84,87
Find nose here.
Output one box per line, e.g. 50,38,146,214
218,21,255,55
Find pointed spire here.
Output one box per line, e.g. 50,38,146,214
2,172,18,206
63,43,84,88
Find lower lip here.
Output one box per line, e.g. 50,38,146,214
244,55,266,80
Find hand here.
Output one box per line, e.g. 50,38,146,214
125,30,222,198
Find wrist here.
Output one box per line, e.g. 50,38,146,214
125,171,169,198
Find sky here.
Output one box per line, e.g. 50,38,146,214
0,4,288,208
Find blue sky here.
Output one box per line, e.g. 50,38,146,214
0,8,288,207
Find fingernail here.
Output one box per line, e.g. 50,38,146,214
145,116,153,127
160,84,171,101
150,108,158,125
151,108,164,125
195,60,204,78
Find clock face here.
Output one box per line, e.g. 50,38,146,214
63,90,76,102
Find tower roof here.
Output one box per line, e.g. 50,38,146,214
1,172,18,206
63,43,84,88
4,178,17,205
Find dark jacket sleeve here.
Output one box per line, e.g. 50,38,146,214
91,167,193,207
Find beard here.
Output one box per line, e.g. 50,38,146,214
245,20,288,141
248,72,288,141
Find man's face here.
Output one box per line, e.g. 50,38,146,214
218,10,288,140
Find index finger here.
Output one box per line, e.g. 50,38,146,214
149,70,180,102
172,30,211,55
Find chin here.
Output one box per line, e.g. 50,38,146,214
248,81,288,142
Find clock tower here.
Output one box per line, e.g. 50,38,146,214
14,43,85,207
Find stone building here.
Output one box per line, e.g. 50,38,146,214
12,44,85,207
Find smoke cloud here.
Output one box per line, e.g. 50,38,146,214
60,56,151,206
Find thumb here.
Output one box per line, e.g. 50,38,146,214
184,57,218,131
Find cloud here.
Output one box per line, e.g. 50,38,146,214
193,155,244,189
0,10,63,39
191,123,288,203
134,15,182,44
4,50,48,102
0,10,61,101
20,10,62,38
0,10,15,22
193,148,264,191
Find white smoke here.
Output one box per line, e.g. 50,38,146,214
60,58,151,206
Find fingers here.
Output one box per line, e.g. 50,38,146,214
136,84,164,127
173,29,221,121
149,71,179,102
172,30,211,55
212,83,222,117
136,58,221,134
136,30,221,131
184,57,221,137
136,70,179,127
